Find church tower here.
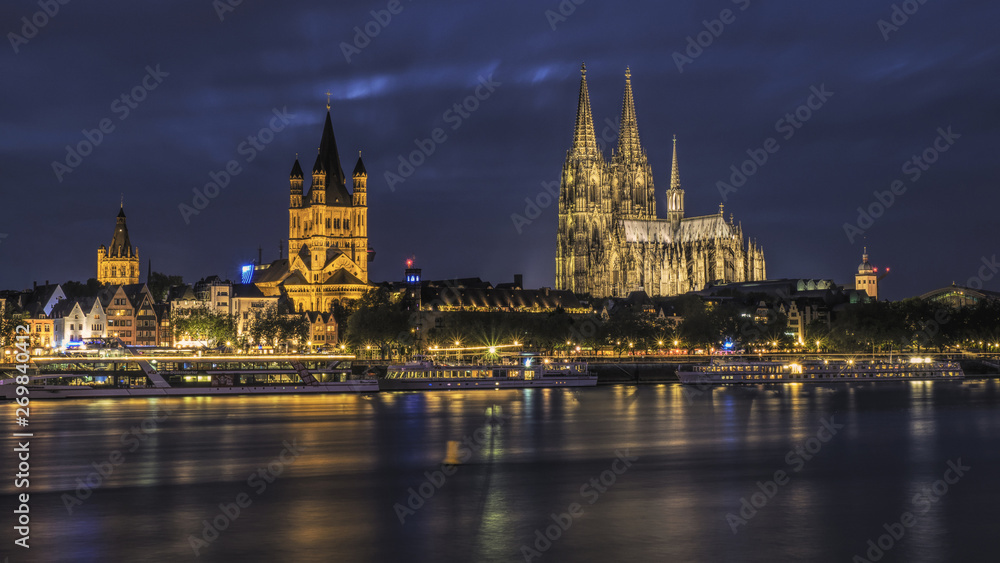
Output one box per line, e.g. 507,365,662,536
283,101,372,312
666,135,684,226
612,67,655,220
351,154,369,281
97,205,140,285
557,63,609,294
855,247,878,300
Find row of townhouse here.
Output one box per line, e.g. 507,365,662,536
4,277,340,352
50,284,161,349
1,282,166,350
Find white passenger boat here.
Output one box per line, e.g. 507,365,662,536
677,358,964,384
0,355,378,399
381,356,597,390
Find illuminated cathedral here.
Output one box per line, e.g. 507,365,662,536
265,102,372,312
556,65,766,297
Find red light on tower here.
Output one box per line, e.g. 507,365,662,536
406,259,413,268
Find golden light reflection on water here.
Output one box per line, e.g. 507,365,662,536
4,381,995,562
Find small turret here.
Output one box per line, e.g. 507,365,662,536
311,152,326,205
352,152,367,208
290,157,304,208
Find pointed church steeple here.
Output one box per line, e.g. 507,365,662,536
110,206,134,258
667,135,685,225
319,108,346,189
571,63,599,158
311,151,327,205
289,156,304,208
98,204,140,285
616,67,642,160
670,134,681,190
289,157,304,180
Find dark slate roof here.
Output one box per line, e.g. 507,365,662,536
283,271,308,285
312,152,325,174
25,284,60,309
325,269,366,286
319,110,346,188
317,110,353,207
108,207,135,258
122,284,152,306
96,285,120,308
252,260,291,284
153,303,171,319
353,156,367,177
21,302,46,318
422,278,493,290
296,245,312,270
52,296,101,318
231,284,267,299
419,287,584,311
305,311,335,324
166,284,198,302
78,296,100,313
289,158,304,179
50,299,78,318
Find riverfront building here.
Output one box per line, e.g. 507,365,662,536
255,103,373,312
556,65,766,298
97,206,140,285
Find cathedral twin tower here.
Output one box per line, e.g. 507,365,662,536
556,65,766,298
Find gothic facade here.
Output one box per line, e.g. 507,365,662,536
282,104,371,312
97,206,140,285
556,65,766,298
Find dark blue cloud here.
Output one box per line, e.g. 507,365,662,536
2,0,998,299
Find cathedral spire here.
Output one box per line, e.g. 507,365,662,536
670,135,681,190
110,205,134,258
617,66,642,160
571,63,598,158
319,106,346,188
667,135,685,225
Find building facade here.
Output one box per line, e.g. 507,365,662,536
855,248,879,300
305,311,339,350
52,298,106,347
282,103,372,312
556,65,765,298
97,207,140,285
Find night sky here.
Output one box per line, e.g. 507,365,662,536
2,0,998,300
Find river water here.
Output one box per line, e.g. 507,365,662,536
2,380,998,562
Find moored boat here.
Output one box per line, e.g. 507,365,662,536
677,358,964,385
0,354,379,399
380,355,597,390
